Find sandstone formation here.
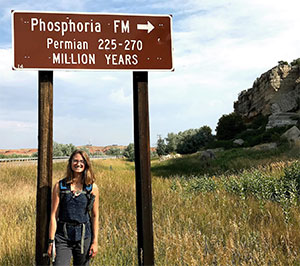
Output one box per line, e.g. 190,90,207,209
234,61,300,128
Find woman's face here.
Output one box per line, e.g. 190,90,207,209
71,153,86,174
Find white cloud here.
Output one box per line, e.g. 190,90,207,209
53,115,133,146
0,120,35,130
109,87,132,105
0,48,36,84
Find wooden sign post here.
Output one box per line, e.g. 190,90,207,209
36,71,53,265
133,71,154,265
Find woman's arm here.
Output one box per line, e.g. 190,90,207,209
47,182,60,257
89,183,99,258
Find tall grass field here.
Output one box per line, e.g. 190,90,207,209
0,145,300,265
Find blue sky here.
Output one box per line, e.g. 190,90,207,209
1,0,300,149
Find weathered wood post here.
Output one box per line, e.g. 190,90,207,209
133,71,155,266
36,71,53,266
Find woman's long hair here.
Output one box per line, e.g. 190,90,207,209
66,150,95,185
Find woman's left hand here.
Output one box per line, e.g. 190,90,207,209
89,242,98,258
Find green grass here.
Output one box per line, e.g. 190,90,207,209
151,142,299,177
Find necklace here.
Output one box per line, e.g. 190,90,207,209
72,190,82,198
74,190,81,197
71,181,83,197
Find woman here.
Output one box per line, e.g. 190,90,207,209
47,150,99,265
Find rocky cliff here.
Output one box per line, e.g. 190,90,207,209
234,61,300,128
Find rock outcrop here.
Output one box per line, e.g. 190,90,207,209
234,61,300,128
281,126,300,142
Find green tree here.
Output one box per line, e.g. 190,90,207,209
53,142,77,157
123,143,135,161
216,112,246,140
63,143,77,156
156,135,168,156
53,142,64,157
165,132,180,154
176,126,213,154
106,147,122,156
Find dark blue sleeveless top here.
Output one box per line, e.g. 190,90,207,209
57,178,92,241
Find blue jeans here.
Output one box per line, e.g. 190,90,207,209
54,234,91,266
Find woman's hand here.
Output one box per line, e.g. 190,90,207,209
89,183,99,259
47,243,56,258
48,182,60,259
47,243,52,257
89,242,98,258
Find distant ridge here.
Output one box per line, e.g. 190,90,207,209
0,148,38,156
0,145,127,156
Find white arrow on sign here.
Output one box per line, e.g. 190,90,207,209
137,21,155,33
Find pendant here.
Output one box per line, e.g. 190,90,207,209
73,190,81,197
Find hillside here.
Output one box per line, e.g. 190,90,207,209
0,145,126,157
0,148,38,156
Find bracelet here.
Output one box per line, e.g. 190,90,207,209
48,239,54,244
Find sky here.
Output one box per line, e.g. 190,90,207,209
1,0,300,149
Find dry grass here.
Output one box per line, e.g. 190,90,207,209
0,164,36,265
1,159,300,265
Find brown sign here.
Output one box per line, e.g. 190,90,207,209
12,11,173,71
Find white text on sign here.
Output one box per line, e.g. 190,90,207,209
30,18,144,66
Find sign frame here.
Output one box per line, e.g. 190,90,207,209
12,9,174,265
12,10,174,72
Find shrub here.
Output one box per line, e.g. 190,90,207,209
216,112,246,140
156,135,168,156
291,58,300,66
165,132,180,154
176,126,213,154
278,60,289,65
249,114,268,130
171,175,217,194
53,142,77,157
123,143,135,161
283,161,300,193
106,147,123,156
206,139,234,150
157,126,214,155
221,170,285,202
238,125,291,147
170,160,300,206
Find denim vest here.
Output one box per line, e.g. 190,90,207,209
57,178,92,242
